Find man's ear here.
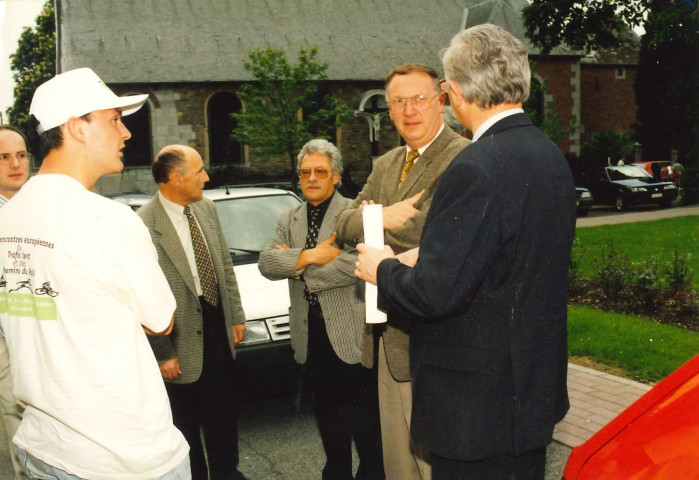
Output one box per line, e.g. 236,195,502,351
168,170,181,185
64,117,87,143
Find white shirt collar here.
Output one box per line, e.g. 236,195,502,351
158,190,186,216
472,108,524,143
405,123,445,159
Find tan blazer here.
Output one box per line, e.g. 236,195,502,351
258,192,371,367
335,126,470,380
138,195,246,384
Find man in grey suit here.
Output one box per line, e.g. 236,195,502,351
259,139,383,480
138,145,247,480
335,64,470,480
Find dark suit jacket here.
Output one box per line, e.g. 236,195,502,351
335,126,469,378
138,195,245,384
376,113,576,460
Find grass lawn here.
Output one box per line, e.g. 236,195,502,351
574,215,699,288
568,305,699,383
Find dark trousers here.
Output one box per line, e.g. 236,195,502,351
166,298,239,480
431,447,546,480
307,305,385,480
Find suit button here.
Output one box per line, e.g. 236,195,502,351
197,330,202,335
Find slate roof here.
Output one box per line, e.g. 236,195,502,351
57,0,576,83
581,31,642,66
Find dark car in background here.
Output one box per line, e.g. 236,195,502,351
563,354,699,480
110,187,302,397
588,165,677,211
575,187,593,217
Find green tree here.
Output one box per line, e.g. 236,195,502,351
6,0,55,138
522,0,648,55
634,0,699,167
232,47,353,190
581,129,635,168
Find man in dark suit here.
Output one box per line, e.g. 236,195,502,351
139,145,247,480
259,139,383,480
335,64,469,480
355,24,576,480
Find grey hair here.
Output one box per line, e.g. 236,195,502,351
441,24,530,109
297,139,343,187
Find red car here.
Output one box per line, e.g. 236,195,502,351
633,161,681,187
562,354,699,479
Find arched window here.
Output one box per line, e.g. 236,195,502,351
121,102,152,167
207,92,243,165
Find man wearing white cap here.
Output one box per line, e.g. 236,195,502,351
0,68,190,479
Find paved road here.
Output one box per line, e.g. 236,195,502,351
577,204,698,227
0,391,571,479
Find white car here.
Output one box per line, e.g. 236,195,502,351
110,187,302,395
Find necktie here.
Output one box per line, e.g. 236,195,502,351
184,205,219,307
400,149,420,184
303,207,321,305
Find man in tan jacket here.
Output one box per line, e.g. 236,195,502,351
335,64,469,480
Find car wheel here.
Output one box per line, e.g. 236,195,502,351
615,196,626,211
577,208,589,217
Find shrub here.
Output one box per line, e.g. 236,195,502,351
593,241,629,303
664,247,694,292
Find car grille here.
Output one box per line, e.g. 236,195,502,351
266,315,291,341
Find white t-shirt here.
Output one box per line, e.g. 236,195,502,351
0,174,188,479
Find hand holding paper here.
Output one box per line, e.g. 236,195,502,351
355,243,396,285
360,204,390,323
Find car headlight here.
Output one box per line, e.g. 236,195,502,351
581,191,592,198
664,184,676,190
238,319,271,346
631,187,647,192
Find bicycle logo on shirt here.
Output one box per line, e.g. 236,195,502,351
35,282,59,297
6,278,59,297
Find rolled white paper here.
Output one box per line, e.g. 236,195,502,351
362,204,388,324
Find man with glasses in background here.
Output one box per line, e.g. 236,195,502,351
335,64,469,480
259,139,384,480
0,125,30,479
0,126,30,207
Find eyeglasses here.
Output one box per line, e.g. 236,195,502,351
439,79,450,95
0,151,32,166
298,168,331,179
388,93,441,113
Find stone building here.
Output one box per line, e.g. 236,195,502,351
580,32,641,146
56,0,634,194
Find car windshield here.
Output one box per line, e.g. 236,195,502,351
606,165,652,181
213,193,300,263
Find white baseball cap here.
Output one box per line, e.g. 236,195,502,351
29,68,149,133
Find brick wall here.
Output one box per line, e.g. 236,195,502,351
580,65,638,144
532,57,581,155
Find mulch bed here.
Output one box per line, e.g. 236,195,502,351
569,279,699,331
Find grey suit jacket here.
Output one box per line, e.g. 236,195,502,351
138,195,245,384
335,126,469,380
258,192,370,367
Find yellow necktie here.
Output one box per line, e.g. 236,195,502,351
400,150,419,184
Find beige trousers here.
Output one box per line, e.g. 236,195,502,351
0,338,28,479
378,337,431,480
